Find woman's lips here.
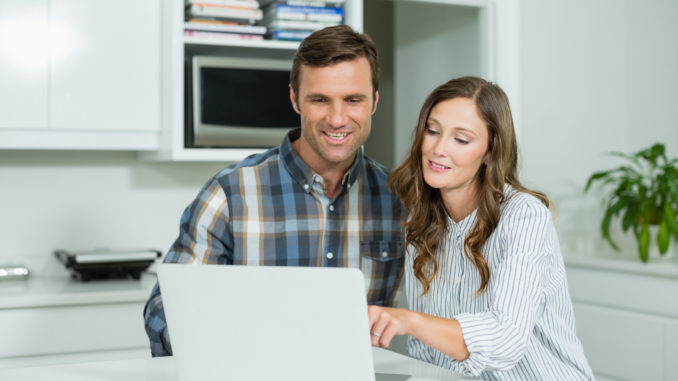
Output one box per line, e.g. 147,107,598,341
428,160,451,172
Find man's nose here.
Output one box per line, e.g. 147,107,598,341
327,102,347,128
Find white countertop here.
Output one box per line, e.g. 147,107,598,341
0,347,471,380
563,254,678,279
0,273,157,309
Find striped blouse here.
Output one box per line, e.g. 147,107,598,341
405,186,594,380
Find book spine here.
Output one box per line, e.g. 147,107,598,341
188,4,264,21
260,0,344,6
264,4,343,22
267,19,334,30
184,30,265,40
186,0,260,9
184,21,267,34
269,4,343,16
269,30,313,41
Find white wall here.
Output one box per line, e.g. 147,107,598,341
518,0,678,258
0,150,225,274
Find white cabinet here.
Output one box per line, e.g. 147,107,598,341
0,276,156,368
565,257,678,381
0,0,160,150
0,0,49,130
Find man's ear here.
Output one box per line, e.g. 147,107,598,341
372,90,380,114
289,85,301,115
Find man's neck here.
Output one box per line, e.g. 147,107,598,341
291,138,354,199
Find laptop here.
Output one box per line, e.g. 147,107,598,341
158,263,411,381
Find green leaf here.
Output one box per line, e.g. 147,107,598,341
584,170,615,191
658,220,670,254
622,204,638,232
637,223,650,262
601,199,625,251
665,202,678,242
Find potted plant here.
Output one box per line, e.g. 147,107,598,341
584,143,678,262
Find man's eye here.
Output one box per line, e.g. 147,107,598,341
347,98,362,103
311,98,327,103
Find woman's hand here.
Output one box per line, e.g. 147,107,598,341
367,305,419,348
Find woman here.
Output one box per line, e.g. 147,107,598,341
368,77,593,380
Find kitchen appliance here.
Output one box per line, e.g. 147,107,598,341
186,55,300,148
0,266,29,281
54,249,161,281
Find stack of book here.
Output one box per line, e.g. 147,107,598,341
260,0,345,41
184,0,267,41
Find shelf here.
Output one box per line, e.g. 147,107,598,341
140,147,268,162
183,36,301,51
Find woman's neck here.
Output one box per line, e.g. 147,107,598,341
441,185,478,223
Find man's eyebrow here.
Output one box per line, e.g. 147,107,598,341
304,93,328,99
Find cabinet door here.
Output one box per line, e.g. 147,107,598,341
667,322,678,380
573,303,665,381
0,0,48,130
49,0,159,132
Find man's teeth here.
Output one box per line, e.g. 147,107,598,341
431,162,449,169
325,132,348,139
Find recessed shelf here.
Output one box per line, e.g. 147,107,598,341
183,36,301,51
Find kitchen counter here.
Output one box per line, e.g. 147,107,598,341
0,272,156,367
563,253,678,279
0,273,157,309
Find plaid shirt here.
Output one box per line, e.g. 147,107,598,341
144,129,406,356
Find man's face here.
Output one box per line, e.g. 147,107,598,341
290,57,378,173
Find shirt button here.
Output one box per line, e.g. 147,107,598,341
329,205,334,212
303,184,310,191
327,252,334,259
381,251,388,258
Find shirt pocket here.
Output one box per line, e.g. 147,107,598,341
360,240,404,305
360,240,404,261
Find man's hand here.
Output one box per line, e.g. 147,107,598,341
367,305,418,348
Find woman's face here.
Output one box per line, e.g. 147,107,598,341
421,97,489,201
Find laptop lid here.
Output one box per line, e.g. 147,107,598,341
158,264,376,381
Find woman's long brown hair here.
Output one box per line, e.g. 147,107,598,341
388,77,549,295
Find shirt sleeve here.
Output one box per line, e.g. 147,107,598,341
453,198,553,376
142,177,232,356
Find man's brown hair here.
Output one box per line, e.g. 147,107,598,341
290,24,379,101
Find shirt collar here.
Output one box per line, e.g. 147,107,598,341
447,209,478,238
280,128,364,193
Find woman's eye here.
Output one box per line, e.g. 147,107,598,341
455,138,469,144
425,127,439,135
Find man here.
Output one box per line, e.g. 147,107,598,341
143,25,406,357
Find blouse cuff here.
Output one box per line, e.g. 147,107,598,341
453,312,491,376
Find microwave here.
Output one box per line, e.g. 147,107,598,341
186,55,300,148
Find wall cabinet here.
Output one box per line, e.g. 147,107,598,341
565,257,678,381
0,0,160,150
